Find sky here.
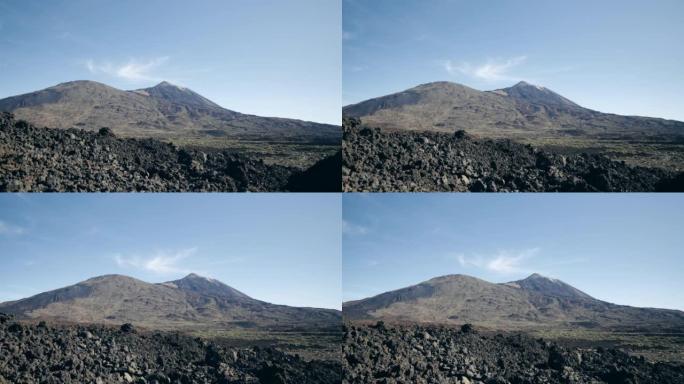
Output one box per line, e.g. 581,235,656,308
343,194,684,311
0,194,342,310
343,0,684,121
0,0,341,124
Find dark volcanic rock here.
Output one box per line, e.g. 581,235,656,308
343,322,684,384
0,113,337,192
0,315,340,384
343,118,684,192
287,151,342,192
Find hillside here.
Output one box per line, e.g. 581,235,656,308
0,273,341,332
0,80,340,143
343,81,684,169
343,81,684,138
343,273,684,332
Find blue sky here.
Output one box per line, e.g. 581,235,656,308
0,0,341,124
343,0,684,121
343,194,684,311
0,194,341,310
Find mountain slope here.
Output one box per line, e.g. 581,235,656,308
343,81,684,139
343,273,684,331
0,274,341,331
0,80,340,142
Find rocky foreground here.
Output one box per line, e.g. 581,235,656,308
343,118,684,192
343,322,684,384
0,314,340,384
0,112,340,192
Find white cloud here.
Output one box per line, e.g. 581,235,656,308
443,56,527,82
342,220,368,236
114,247,197,275
343,30,354,40
85,56,169,82
454,248,540,275
0,220,25,235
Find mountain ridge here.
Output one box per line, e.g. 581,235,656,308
0,273,341,331
342,80,684,137
0,80,340,143
343,273,684,331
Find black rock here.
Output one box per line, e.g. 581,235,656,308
342,119,683,192
0,319,340,383
0,113,338,192
343,323,684,384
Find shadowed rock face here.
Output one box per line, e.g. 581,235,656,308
342,118,684,192
0,112,342,192
343,322,684,384
286,150,342,192
0,315,341,383
343,80,684,139
0,273,341,332
0,80,340,143
343,273,684,331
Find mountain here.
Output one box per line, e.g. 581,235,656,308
343,273,684,331
0,80,340,142
0,274,341,331
342,81,684,140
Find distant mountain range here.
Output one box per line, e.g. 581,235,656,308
343,81,684,140
0,80,340,143
343,273,684,331
0,273,341,331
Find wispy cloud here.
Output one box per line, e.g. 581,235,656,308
114,247,197,275
342,220,369,236
343,30,354,40
85,56,169,82
0,220,25,236
443,56,527,82
453,248,540,275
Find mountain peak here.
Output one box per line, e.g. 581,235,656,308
512,273,593,300
153,81,183,89
524,272,552,280
139,81,221,109
512,80,539,88
183,272,203,279
498,81,580,108
168,274,252,300
180,273,216,282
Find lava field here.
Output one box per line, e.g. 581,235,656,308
0,314,341,384
0,112,340,192
342,118,684,192
343,322,684,384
